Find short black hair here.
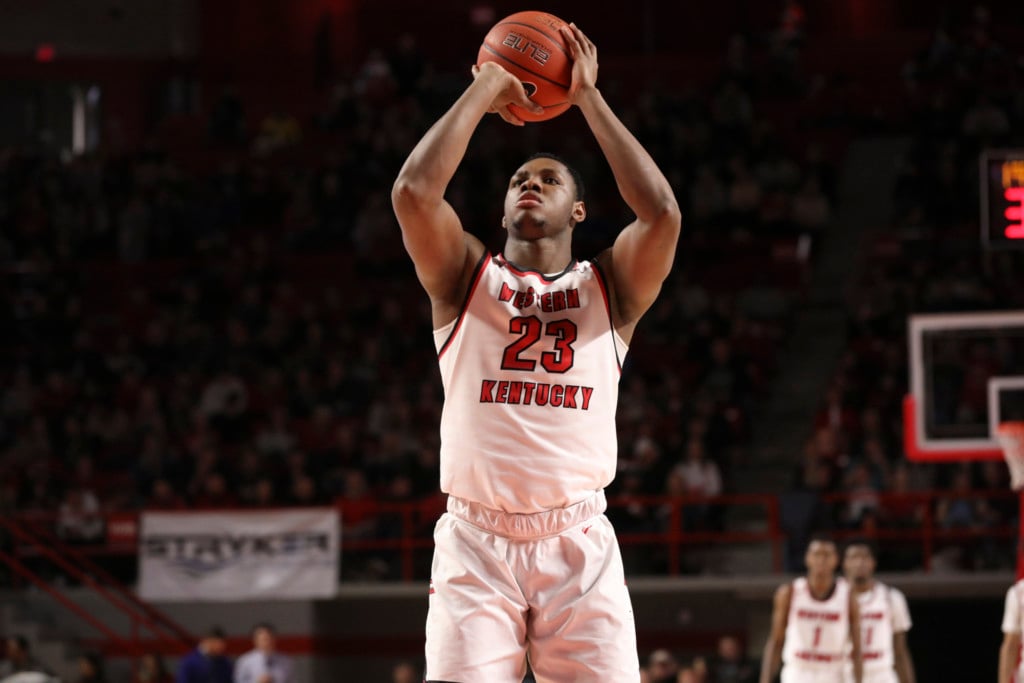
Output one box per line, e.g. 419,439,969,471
524,152,585,201
252,622,276,636
844,538,877,559
808,533,836,549
206,626,227,640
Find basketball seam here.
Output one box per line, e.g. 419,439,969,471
496,20,572,59
479,43,571,91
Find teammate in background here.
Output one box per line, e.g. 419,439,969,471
842,541,915,683
760,536,862,683
999,575,1024,683
392,20,681,683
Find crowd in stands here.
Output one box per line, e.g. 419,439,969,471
4,1,1022,580
0,6,839,581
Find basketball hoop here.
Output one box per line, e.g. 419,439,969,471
997,422,1024,491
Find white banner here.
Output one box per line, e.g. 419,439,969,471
138,508,339,602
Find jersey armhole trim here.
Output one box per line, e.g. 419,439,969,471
590,260,622,372
437,251,489,360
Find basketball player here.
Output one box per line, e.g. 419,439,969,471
842,541,915,683
391,22,681,683
999,575,1024,683
760,536,863,683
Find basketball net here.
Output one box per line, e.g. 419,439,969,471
998,422,1024,581
998,422,1024,491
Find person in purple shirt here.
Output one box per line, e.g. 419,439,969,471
176,627,233,683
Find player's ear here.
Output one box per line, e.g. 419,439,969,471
501,216,507,230
571,200,586,224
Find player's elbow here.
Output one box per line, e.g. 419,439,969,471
650,196,682,234
391,176,425,211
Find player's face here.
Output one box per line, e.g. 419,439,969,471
805,540,838,576
842,544,876,584
503,158,585,238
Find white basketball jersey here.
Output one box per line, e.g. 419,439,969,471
846,582,911,679
433,253,627,513
783,577,851,672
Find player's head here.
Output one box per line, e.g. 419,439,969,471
503,153,586,239
842,538,877,586
252,622,277,651
804,534,839,578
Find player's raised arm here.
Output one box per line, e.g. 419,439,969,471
391,63,541,314
760,583,791,683
848,588,863,683
559,23,681,335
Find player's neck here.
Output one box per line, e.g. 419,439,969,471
851,578,875,595
806,574,837,598
504,236,572,275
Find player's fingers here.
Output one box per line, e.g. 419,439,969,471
569,23,593,54
497,106,525,126
559,25,580,58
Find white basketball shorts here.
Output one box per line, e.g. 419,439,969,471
781,665,846,683
424,490,640,682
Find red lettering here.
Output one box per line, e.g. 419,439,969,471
495,380,510,403
534,383,550,406
566,288,580,308
550,385,563,407
521,382,536,404
498,282,515,302
480,380,496,402
552,291,566,311
540,292,553,312
562,385,578,409
580,386,594,410
507,381,523,404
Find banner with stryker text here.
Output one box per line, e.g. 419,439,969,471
139,508,339,601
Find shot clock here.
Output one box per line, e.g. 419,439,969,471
981,149,1024,250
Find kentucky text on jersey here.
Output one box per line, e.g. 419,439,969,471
498,282,581,312
479,379,595,410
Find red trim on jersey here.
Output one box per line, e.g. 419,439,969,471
437,252,489,360
590,261,622,372
495,253,577,283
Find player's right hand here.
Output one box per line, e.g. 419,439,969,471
471,62,543,126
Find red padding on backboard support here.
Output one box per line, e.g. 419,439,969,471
902,394,1003,462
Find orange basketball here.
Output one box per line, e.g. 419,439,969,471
477,11,573,122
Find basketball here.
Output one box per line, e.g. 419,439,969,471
477,11,573,122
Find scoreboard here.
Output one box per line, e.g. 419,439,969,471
981,149,1024,250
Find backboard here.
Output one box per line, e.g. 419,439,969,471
905,310,1024,462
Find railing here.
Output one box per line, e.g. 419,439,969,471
0,514,193,661
3,489,1018,584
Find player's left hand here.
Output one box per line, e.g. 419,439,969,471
560,23,598,105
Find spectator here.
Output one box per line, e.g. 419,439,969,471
56,487,104,543
75,652,106,683
0,637,55,682
234,623,295,683
709,635,756,683
177,627,232,683
391,661,419,683
645,649,679,683
134,653,172,683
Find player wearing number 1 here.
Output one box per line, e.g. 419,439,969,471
392,21,680,683
842,541,915,683
760,537,863,683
